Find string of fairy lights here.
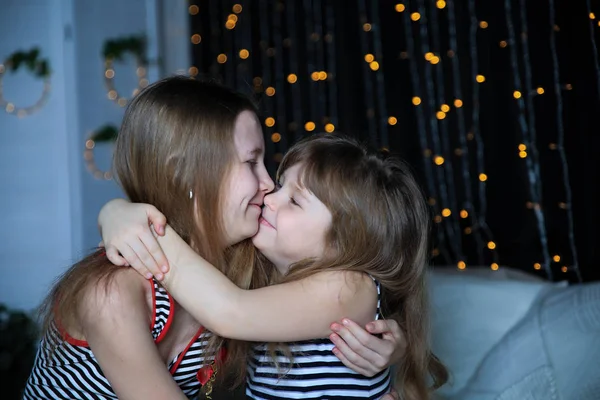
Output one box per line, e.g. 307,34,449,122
3,1,592,280
0,49,51,117
184,0,589,280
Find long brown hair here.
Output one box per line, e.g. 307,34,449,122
257,134,448,399
39,77,266,382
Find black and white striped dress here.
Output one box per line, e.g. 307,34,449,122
23,279,212,399
246,276,392,399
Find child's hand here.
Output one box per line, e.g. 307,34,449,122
98,198,169,280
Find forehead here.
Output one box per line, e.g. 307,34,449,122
279,163,304,184
233,110,264,154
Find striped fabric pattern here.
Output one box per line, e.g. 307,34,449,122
23,280,211,399
246,276,392,399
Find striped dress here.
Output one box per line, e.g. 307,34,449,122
23,279,213,399
246,276,392,399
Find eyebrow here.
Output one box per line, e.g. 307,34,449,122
248,148,262,157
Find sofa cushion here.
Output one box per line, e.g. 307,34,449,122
446,281,600,400
429,267,561,397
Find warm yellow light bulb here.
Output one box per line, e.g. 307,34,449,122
412,96,422,105
411,12,421,21
395,4,406,12
442,208,451,217
457,261,466,270
265,117,275,127
434,156,445,165
513,90,522,99
476,74,485,83
454,99,463,108
239,49,250,59
305,121,316,131
441,104,450,112
479,173,488,182
388,116,398,125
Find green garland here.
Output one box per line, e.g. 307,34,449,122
2,47,50,78
91,125,119,143
102,35,147,64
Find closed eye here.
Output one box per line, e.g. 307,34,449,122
290,197,300,206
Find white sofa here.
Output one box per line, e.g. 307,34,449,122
429,266,600,400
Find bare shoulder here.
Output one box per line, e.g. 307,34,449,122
77,267,151,329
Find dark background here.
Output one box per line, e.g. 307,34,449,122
188,0,599,283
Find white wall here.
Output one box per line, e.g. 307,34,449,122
0,0,189,311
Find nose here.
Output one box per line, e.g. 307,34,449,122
263,192,277,210
260,170,275,193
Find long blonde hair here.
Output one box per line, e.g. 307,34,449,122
253,134,448,399
39,77,269,387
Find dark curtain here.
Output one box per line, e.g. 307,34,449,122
189,0,599,282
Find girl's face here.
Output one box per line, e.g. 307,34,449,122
222,111,274,246
252,163,333,273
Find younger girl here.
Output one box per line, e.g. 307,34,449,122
23,78,399,400
120,134,448,399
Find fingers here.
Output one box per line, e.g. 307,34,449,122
330,336,373,377
139,230,169,273
367,319,402,338
367,319,407,365
128,230,169,275
146,206,167,236
329,320,390,375
335,319,392,357
118,243,158,280
105,246,128,266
